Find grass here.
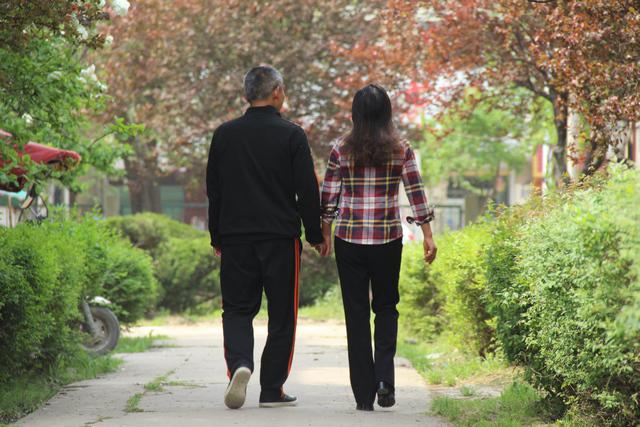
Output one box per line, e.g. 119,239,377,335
299,288,344,321
115,332,171,353
125,393,144,413
396,333,508,387
0,351,122,424
431,381,543,427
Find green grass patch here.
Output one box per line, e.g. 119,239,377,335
125,392,144,413
299,288,344,321
115,332,171,353
431,382,542,427
143,369,175,393
397,334,507,387
0,351,122,423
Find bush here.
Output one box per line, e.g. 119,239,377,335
0,214,158,383
299,248,338,307
399,243,444,339
154,237,220,313
106,213,205,257
504,166,640,424
0,222,85,383
400,223,495,355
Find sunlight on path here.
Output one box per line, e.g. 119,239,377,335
18,320,448,427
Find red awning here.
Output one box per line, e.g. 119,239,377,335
0,129,81,192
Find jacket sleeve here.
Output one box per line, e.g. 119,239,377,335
206,129,221,247
291,127,323,245
320,145,342,223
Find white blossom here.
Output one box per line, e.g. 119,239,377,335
111,0,130,16
105,34,114,46
77,24,89,40
22,113,33,125
48,71,63,81
98,0,106,7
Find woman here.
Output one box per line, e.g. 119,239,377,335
320,84,437,411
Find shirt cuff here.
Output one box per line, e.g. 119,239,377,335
406,206,435,225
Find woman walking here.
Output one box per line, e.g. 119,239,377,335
320,84,437,411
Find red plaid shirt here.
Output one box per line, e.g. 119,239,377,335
320,142,434,245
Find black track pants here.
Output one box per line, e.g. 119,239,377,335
334,236,402,406
220,238,301,401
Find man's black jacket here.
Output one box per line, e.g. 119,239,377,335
206,105,323,247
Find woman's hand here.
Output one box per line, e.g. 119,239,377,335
421,223,437,264
423,237,437,264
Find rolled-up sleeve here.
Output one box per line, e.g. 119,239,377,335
401,146,434,225
320,146,342,223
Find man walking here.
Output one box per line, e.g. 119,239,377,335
206,65,325,409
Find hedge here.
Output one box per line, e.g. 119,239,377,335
399,165,640,425
0,214,157,383
107,213,337,311
400,222,495,356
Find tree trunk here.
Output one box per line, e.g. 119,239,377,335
123,134,163,214
551,92,569,185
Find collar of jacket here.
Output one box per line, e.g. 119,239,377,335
245,105,281,116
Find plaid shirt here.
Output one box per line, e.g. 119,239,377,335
320,142,434,245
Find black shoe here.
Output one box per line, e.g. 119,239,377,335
224,366,252,409
356,403,374,411
259,392,297,408
377,381,396,408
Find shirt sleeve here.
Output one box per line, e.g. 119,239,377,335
206,128,221,247
320,145,342,224
401,146,434,225
291,127,324,245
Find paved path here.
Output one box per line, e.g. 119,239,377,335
18,320,447,427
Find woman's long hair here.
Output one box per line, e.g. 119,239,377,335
342,84,401,166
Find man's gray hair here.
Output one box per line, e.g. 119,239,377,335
243,65,284,102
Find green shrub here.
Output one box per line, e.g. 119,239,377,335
0,214,158,384
154,237,220,313
399,243,444,339
400,223,495,355
0,223,85,383
506,166,640,424
299,248,338,307
106,213,205,257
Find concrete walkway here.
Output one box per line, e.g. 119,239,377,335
18,320,447,427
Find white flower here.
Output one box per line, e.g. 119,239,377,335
48,71,63,80
22,113,33,125
77,24,89,40
97,82,108,92
79,64,99,85
105,34,114,46
98,0,106,7
111,0,130,16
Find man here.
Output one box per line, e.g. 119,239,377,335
206,65,325,410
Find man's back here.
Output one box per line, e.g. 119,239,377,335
207,105,322,246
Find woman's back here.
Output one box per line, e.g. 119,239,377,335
321,141,433,245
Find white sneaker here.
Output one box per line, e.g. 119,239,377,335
224,367,251,409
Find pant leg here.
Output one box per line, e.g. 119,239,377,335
334,237,376,406
369,238,402,389
255,238,300,400
220,243,262,377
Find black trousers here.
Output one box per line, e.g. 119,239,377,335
334,236,402,406
220,238,301,401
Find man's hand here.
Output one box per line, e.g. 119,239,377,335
319,221,333,257
423,237,437,264
311,242,326,255
213,246,221,257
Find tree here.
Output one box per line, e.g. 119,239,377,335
351,0,640,183
0,1,138,190
95,0,388,212
421,91,554,204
